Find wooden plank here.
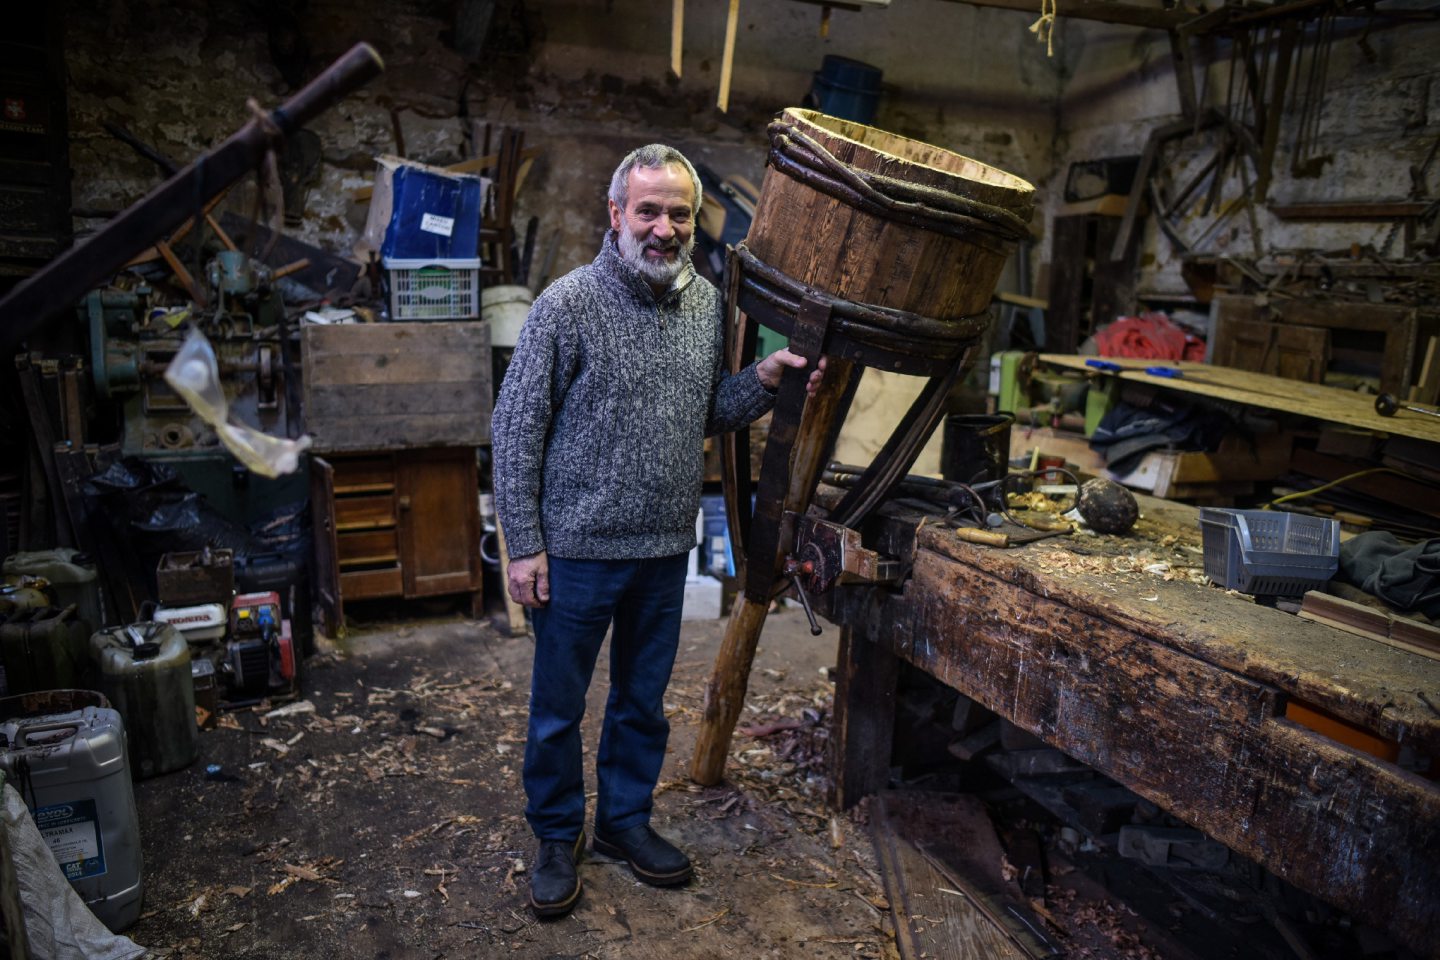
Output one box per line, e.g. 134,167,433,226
1038,354,1440,444
829,626,899,810
310,456,344,638
310,413,490,453
1270,201,1433,221
1412,335,1440,404
334,494,396,529
870,793,1028,960
845,543,1440,954
302,322,492,453
1290,448,1440,521
339,566,404,599
305,349,489,386
1299,591,1440,661
935,0,1198,30
305,381,488,420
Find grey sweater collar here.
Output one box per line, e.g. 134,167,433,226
596,229,697,306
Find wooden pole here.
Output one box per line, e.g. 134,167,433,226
717,0,740,113
671,0,685,78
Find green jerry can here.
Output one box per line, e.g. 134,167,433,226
0,605,92,697
90,623,198,780
3,550,103,633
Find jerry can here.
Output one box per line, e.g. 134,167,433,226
90,623,197,779
0,605,92,697
0,689,144,932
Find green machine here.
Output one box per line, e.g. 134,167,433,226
84,251,308,524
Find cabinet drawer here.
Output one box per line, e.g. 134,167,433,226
336,529,399,566
334,494,395,530
332,456,396,493
339,566,403,599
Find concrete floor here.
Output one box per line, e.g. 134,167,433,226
126,601,892,959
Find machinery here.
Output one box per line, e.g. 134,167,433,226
82,250,307,520
226,590,297,700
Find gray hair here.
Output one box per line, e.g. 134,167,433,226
608,144,702,214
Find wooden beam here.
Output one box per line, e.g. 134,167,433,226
1270,201,1433,221
935,0,1200,31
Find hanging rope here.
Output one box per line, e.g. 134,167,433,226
1029,0,1057,58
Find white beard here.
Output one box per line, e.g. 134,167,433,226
618,227,692,287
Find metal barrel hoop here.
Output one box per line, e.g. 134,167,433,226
730,243,991,377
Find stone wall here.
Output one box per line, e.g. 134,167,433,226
1050,13,1440,302
63,0,1063,289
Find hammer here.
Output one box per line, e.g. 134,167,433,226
1374,393,1440,420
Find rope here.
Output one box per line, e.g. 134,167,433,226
1029,0,1057,58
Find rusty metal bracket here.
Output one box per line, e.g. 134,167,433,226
742,296,832,602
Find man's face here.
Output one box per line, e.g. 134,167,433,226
609,163,696,287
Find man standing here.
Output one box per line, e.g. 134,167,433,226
492,144,820,917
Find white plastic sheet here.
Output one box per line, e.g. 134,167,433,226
2,784,145,960
163,327,311,478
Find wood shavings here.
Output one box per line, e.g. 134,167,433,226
681,905,730,931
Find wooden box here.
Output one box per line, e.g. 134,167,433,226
301,322,492,453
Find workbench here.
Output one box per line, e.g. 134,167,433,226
818,494,1440,954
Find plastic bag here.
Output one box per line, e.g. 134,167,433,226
163,328,311,478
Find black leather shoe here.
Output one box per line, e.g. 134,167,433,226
593,824,693,886
528,832,585,917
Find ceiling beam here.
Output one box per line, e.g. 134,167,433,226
934,0,1203,31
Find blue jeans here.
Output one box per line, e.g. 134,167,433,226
523,552,690,842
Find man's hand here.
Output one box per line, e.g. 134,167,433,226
508,550,550,608
757,348,827,396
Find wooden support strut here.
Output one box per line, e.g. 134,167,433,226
692,297,850,786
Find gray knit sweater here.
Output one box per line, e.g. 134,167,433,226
492,231,774,560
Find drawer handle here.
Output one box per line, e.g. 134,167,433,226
398,495,412,510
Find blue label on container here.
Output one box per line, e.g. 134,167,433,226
34,799,106,880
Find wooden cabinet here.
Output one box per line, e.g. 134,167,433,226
311,447,481,636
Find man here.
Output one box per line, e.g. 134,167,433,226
492,143,821,917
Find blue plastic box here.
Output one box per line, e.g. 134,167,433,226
380,164,484,261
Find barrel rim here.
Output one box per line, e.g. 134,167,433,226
781,107,1034,209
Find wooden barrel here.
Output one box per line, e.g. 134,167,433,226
745,108,1035,324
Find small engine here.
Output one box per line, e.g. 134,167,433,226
226,591,297,700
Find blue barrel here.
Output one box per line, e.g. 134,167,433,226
808,56,883,124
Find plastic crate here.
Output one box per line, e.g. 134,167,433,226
384,258,481,321
1198,508,1340,597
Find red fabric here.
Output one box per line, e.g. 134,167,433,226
1093,311,1206,363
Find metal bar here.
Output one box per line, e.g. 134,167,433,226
0,42,384,351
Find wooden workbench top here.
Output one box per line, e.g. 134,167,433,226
1037,354,1440,444
861,492,1440,755
830,491,1439,951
